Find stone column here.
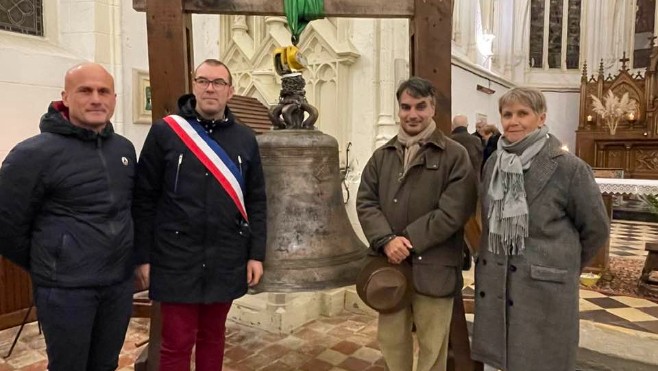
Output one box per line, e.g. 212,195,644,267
374,19,397,148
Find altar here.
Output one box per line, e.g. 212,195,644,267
576,50,658,180
586,177,658,273
596,178,658,196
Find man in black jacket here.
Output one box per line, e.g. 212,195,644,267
451,114,483,175
0,63,136,371
133,59,267,370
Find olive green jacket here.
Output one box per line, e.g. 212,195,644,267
356,129,477,297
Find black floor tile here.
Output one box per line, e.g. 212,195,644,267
584,297,628,309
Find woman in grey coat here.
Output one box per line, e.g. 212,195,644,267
471,87,610,371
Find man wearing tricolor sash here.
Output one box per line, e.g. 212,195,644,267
133,59,267,371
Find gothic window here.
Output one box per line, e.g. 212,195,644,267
529,0,581,70
633,0,655,69
0,0,42,36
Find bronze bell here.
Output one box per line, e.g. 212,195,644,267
254,129,368,292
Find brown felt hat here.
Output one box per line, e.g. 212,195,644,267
356,255,413,314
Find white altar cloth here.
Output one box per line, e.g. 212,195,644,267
595,178,658,196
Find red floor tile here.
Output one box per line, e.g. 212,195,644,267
299,358,334,371
331,340,362,355
339,356,373,371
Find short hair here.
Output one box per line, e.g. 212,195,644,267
194,59,233,85
482,124,500,136
451,114,468,129
396,77,437,106
498,87,546,114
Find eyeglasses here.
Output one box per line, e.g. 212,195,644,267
194,77,230,89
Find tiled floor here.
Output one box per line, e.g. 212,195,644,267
609,220,658,258
579,290,658,334
222,312,384,371
581,220,658,335
0,313,383,371
1,220,657,370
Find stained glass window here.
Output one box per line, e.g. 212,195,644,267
565,0,581,69
0,0,42,36
633,0,655,69
529,0,545,68
547,0,563,68
529,0,581,70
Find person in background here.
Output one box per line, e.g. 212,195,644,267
357,77,477,371
451,114,484,175
481,124,501,169
0,63,136,371
132,59,267,371
473,118,486,143
471,87,609,371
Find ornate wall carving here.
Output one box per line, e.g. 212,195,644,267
220,15,360,161
635,149,658,171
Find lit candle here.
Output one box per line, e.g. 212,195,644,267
586,115,593,122
628,112,635,121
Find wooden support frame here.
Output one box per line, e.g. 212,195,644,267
412,0,452,133
134,0,414,17
136,0,453,133
145,0,194,120
135,1,476,369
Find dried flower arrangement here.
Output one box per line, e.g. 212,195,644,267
590,90,638,135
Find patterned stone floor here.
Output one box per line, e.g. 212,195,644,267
1,220,657,370
0,312,383,371
609,220,658,258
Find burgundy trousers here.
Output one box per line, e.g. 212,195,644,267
160,302,233,371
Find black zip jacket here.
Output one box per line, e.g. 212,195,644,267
0,101,136,287
132,94,267,303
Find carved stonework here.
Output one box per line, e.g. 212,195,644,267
220,15,360,158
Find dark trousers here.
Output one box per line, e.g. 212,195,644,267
160,302,233,371
34,279,133,371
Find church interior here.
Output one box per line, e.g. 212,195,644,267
1,1,658,370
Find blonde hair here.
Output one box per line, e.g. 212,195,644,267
498,87,547,114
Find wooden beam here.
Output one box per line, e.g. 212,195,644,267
145,303,162,371
411,0,452,134
448,292,483,371
134,0,414,18
143,2,192,367
146,0,193,122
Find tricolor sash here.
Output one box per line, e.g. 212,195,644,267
163,114,248,221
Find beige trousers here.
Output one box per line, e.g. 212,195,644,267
377,292,454,371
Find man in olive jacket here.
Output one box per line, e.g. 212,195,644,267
356,77,477,371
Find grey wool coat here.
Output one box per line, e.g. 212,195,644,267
471,135,609,371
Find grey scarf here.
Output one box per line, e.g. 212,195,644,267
397,119,436,173
488,125,549,255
